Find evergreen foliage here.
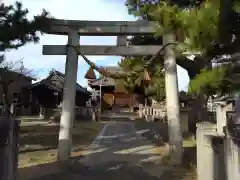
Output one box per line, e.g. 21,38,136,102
0,1,50,112
124,0,240,97
0,1,50,51
119,55,165,102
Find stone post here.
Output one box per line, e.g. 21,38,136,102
216,103,229,136
223,91,240,180
144,106,152,121
235,92,240,124
10,103,15,117
224,126,240,180
39,106,44,119
92,111,96,121
97,107,101,121
163,33,183,164
196,122,216,180
58,30,79,161
138,104,143,118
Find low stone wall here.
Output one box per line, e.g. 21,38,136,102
138,105,189,133
39,106,100,121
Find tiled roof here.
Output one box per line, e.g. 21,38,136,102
89,66,122,86
89,77,115,86
213,94,235,102
88,66,127,92
30,69,90,94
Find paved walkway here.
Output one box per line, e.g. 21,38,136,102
33,121,170,180
72,121,169,179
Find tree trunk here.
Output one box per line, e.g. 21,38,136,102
0,83,10,179
189,93,209,133
185,57,211,133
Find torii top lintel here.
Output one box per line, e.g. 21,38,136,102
44,18,155,36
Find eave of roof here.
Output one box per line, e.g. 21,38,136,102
213,94,235,103
88,78,115,86
29,69,90,95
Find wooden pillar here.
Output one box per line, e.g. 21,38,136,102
58,30,79,161
163,33,183,164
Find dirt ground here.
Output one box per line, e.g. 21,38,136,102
18,121,104,168
17,120,197,180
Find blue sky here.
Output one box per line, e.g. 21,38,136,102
3,0,189,90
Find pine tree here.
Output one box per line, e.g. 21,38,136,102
0,1,50,117
119,55,165,103
125,0,240,96
0,1,50,113
0,2,50,179
0,2,50,51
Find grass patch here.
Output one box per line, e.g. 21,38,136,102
18,121,104,168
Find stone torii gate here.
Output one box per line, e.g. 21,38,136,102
42,18,183,164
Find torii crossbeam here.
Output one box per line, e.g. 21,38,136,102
42,18,183,164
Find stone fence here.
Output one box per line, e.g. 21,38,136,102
38,106,100,121
138,105,190,133
0,105,33,117
196,104,240,180
0,105,100,120
138,104,219,132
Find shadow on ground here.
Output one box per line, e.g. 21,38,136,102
18,120,197,180
26,161,162,180
18,147,196,180
19,122,103,153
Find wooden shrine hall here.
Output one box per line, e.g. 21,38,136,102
85,66,145,110
28,69,90,110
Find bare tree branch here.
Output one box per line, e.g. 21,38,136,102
0,56,36,84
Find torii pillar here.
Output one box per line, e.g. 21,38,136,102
58,30,79,161
163,33,183,165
